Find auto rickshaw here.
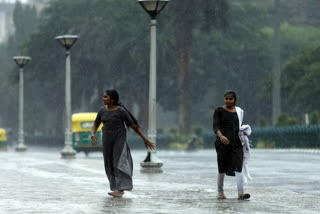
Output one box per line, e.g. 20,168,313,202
72,113,102,155
0,128,7,151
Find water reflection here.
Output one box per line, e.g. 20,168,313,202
102,196,133,210
216,199,250,213
140,168,163,174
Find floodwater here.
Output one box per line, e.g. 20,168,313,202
0,147,319,213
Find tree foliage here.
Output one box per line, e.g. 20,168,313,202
281,45,320,115
276,113,299,126
309,111,319,124
11,1,38,54
1,0,320,136
0,1,38,129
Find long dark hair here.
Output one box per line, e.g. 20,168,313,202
105,89,139,127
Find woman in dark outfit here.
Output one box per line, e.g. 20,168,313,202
213,90,250,200
91,90,155,197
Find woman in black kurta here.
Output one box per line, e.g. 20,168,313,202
213,90,250,200
91,90,155,197
213,107,243,175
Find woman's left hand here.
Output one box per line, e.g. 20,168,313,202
91,135,99,147
144,139,155,150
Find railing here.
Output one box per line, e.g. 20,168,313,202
203,125,320,149
250,125,320,148
25,136,64,147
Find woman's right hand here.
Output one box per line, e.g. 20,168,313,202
144,139,156,150
219,135,230,145
91,135,99,147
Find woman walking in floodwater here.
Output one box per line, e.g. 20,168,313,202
91,89,155,197
213,90,250,200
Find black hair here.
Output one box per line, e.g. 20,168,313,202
224,90,237,100
224,90,237,105
105,89,139,128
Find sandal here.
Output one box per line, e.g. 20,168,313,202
217,192,226,199
238,193,250,200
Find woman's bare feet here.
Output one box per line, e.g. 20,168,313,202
217,192,226,199
108,191,124,198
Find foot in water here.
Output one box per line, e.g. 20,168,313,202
217,192,227,199
108,191,124,198
238,193,250,200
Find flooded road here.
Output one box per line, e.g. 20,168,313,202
0,148,319,213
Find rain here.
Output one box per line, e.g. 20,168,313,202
0,0,319,213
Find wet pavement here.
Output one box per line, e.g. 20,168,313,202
0,147,320,214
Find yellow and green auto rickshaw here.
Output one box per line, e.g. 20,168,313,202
0,128,7,151
72,113,102,155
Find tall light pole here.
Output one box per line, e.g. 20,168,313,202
138,0,169,168
13,56,31,152
55,35,78,159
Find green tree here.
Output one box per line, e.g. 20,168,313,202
3,0,319,137
22,0,230,135
11,1,38,54
0,1,38,130
305,0,320,27
276,113,299,126
28,0,270,135
309,111,319,124
22,0,177,135
261,23,320,124
163,0,229,134
190,2,273,126
281,46,320,116
0,43,18,129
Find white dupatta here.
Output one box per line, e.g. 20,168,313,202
235,107,253,183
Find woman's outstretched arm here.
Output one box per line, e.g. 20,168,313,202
131,125,155,150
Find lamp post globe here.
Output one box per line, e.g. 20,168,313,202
13,56,31,152
55,35,79,51
138,0,169,20
137,0,169,169
55,34,79,159
13,56,31,68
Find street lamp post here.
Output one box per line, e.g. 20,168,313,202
13,56,31,152
55,35,78,159
138,0,169,168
